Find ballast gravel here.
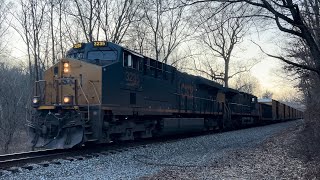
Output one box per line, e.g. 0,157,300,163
1,120,304,180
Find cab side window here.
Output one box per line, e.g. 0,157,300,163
123,51,141,70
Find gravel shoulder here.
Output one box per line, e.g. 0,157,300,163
1,120,305,180
143,120,307,179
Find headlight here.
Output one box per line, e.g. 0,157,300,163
63,62,70,73
32,96,40,107
32,98,39,104
63,62,69,68
63,96,73,104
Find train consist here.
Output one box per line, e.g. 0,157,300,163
29,41,303,149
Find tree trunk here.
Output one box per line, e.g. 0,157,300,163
50,1,56,64
59,1,64,57
51,2,55,65
224,59,229,87
3,132,13,154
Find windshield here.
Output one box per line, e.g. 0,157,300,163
87,51,117,61
66,52,84,59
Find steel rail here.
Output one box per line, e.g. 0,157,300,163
0,149,74,169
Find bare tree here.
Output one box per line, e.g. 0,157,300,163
50,0,55,64
191,56,225,84
68,0,101,42
195,3,253,87
232,72,260,94
142,0,190,64
12,0,49,81
30,0,47,80
0,63,30,154
126,21,149,54
0,1,11,57
10,0,32,81
67,0,141,44
98,0,141,43
182,0,320,76
261,90,273,99
48,0,69,61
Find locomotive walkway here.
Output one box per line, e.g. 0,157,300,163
1,119,307,179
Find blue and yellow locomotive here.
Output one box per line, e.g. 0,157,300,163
29,41,302,149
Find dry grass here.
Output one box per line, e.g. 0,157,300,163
294,106,320,178
0,129,32,155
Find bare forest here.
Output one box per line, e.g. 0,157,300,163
0,0,319,176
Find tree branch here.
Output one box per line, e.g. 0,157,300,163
253,41,320,75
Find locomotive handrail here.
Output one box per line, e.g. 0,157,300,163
78,81,90,122
89,80,101,104
224,103,231,121
33,80,46,103
144,64,172,73
228,102,251,107
193,96,217,102
228,103,252,114
78,81,89,104
173,93,218,102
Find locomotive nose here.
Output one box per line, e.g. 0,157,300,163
30,111,84,149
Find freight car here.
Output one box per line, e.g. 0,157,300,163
28,41,303,149
258,99,303,122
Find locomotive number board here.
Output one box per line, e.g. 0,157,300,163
93,41,106,47
73,43,83,49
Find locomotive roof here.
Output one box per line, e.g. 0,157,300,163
224,87,240,95
194,76,223,89
67,42,259,97
258,98,272,103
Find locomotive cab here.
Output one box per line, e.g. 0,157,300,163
29,41,150,149
30,41,120,149
30,58,103,149
66,41,120,66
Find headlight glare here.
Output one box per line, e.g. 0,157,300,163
63,96,72,104
32,97,40,107
63,62,70,73
63,68,69,73
63,62,69,68
32,97,39,104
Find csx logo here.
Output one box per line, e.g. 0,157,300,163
61,78,74,85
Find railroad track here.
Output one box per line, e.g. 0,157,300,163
0,148,77,170
0,133,198,173
0,121,293,176
0,142,146,172
0,127,257,173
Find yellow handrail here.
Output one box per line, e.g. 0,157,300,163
78,81,90,122
89,80,101,104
